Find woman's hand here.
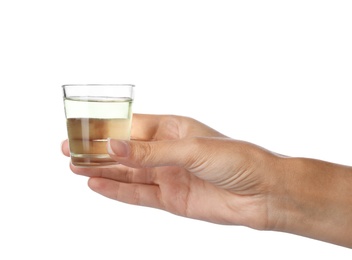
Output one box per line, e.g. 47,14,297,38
61,114,279,229
62,114,352,248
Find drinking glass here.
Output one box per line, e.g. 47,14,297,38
63,84,134,167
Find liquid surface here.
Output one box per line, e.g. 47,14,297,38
64,97,132,119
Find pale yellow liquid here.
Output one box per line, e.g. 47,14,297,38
64,97,132,167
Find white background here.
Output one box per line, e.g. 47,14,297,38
0,0,351,259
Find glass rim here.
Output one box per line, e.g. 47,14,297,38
62,84,135,88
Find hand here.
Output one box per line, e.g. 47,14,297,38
62,114,280,229
62,114,352,248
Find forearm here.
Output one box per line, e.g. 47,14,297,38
273,157,352,248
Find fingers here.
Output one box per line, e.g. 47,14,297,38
88,177,164,209
130,114,162,140
107,137,207,170
69,163,120,178
70,163,157,185
61,139,70,156
131,114,226,141
131,114,182,140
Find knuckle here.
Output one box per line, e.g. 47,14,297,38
183,137,206,169
130,141,155,166
188,136,205,150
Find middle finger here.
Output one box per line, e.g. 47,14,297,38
70,163,157,185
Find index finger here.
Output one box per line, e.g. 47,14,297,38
130,114,181,141
131,113,226,141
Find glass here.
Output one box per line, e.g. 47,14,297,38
62,84,134,167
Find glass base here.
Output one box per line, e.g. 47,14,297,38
70,153,118,167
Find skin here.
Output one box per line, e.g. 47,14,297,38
61,114,352,248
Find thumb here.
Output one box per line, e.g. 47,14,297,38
107,138,203,169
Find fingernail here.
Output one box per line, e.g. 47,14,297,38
107,138,129,157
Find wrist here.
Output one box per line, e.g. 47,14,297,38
269,157,352,247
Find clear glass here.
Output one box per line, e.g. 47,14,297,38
62,84,134,167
